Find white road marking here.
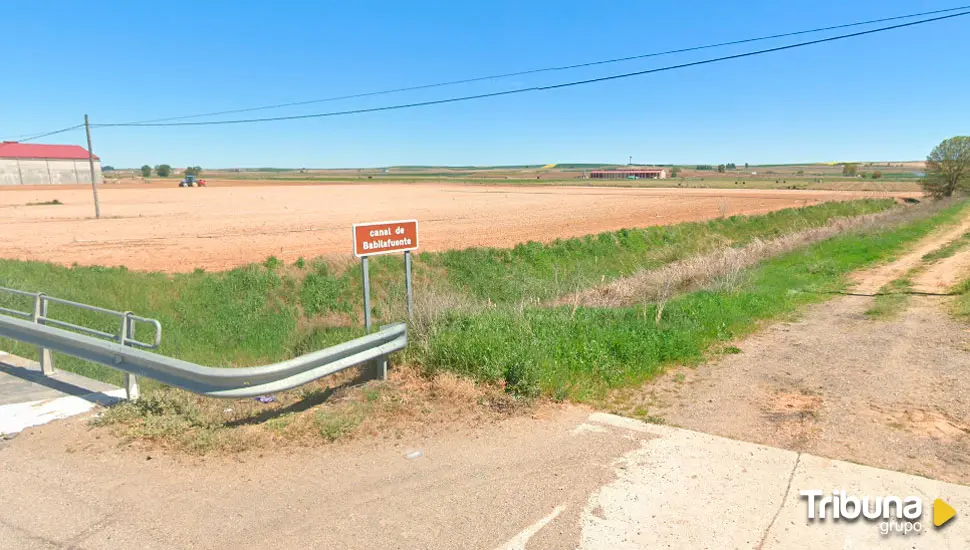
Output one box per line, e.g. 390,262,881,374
495,505,566,550
0,389,126,436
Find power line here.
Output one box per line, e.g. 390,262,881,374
96,10,970,129
12,125,85,143
115,4,970,125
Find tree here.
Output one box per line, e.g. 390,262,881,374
923,136,970,198
185,165,203,176
140,165,152,177
872,170,883,180
842,163,858,177
717,164,726,173
744,162,749,169
155,164,172,177
670,167,680,177
102,165,115,171
726,163,736,170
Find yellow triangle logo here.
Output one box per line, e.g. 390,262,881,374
934,499,956,527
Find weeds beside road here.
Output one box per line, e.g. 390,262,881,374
0,199,891,390
422,199,966,401
3,198,967,451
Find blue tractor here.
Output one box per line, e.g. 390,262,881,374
178,175,206,187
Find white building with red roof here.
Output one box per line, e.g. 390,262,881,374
0,142,101,186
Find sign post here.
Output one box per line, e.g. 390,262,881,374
404,250,413,321
353,219,419,331
361,256,372,332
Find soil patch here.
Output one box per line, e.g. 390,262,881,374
0,183,915,272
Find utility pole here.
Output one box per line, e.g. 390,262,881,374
84,114,101,219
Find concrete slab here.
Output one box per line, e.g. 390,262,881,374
580,413,970,549
0,352,123,437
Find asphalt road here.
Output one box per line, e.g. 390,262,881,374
1,409,967,549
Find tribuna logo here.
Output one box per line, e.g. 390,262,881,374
801,490,921,520
800,490,925,536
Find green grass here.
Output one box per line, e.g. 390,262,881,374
0,263,363,390
949,276,970,318
425,199,894,304
865,277,913,319
921,231,970,262
418,200,968,401
0,198,924,399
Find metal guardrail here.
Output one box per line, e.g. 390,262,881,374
0,287,407,399
0,314,406,398
0,287,163,398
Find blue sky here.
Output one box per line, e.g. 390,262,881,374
2,1,968,168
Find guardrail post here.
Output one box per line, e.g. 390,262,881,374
119,313,139,401
377,354,388,381
32,293,55,375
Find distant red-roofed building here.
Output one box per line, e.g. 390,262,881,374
0,142,101,185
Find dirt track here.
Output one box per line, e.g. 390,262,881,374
636,217,970,484
1,182,916,272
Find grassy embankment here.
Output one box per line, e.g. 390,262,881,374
424,199,967,400
6,197,968,450
0,200,893,394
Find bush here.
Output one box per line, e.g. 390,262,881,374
503,360,540,397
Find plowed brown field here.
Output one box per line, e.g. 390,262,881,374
0,181,917,273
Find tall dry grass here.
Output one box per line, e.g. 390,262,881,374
560,201,949,314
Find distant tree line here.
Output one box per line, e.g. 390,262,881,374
139,164,201,178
